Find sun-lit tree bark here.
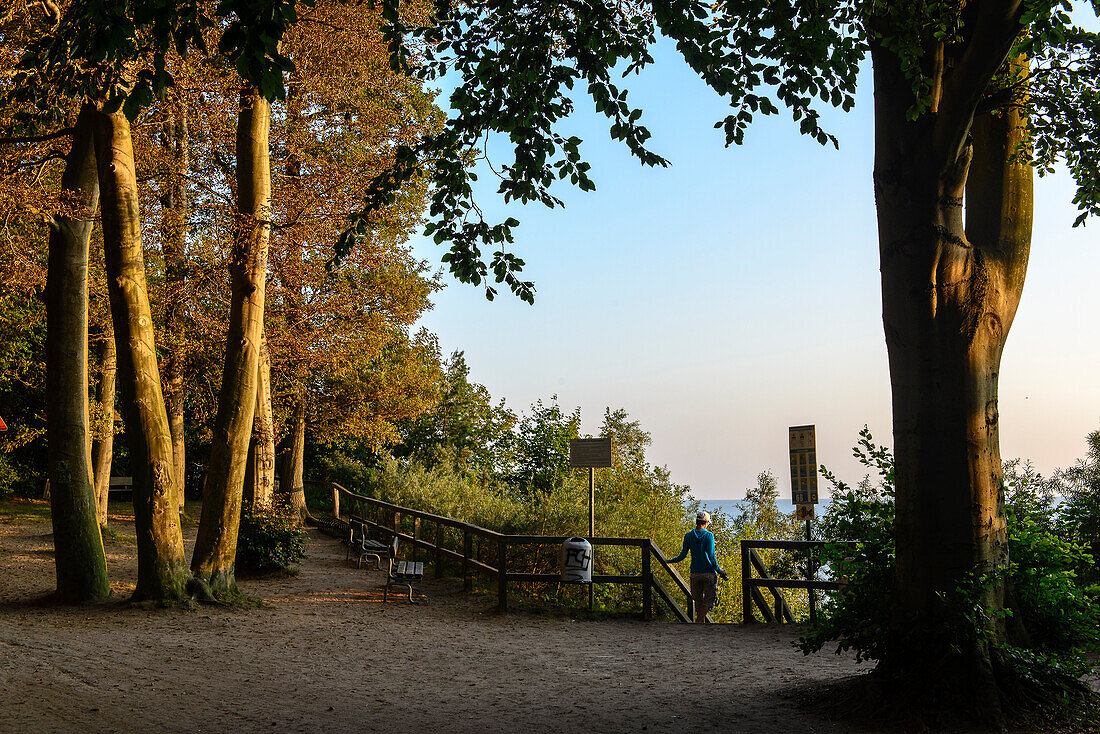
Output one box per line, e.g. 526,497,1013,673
243,328,275,511
92,104,188,602
45,103,110,603
280,401,308,522
160,93,190,511
875,41,1032,711
191,86,271,597
91,311,116,528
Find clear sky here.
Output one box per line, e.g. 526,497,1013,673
409,38,1100,502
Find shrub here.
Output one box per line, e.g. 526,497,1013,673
0,452,18,500
236,501,306,575
800,428,1100,687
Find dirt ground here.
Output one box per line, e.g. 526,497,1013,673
0,501,1092,734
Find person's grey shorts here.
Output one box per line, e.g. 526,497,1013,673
690,572,718,608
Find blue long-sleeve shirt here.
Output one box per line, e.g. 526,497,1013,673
668,528,724,575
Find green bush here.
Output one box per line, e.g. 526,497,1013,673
235,501,307,575
799,428,1100,687
1006,504,1100,677
0,452,18,499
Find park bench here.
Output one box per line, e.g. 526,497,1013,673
107,476,133,501
313,513,347,539
346,516,388,570
383,535,424,604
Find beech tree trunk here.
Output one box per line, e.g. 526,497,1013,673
45,103,110,603
243,329,275,511
277,82,311,524
873,38,1031,714
92,105,189,602
281,401,309,523
91,313,116,529
191,87,272,596
161,95,190,511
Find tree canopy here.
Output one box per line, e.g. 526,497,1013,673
346,0,1098,301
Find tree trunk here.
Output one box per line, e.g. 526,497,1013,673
92,105,189,602
244,329,276,511
280,401,309,524
161,95,190,511
873,44,1031,713
277,80,311,525
191,86,272,597
45,103,110,603
91,311,116,529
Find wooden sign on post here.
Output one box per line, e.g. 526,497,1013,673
569,438,612,468
788,424,819,508
570,437,612,612
790,424,820,622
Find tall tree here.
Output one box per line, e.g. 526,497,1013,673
92,105,189,601
44,104,111,603
878,48,1035,699
90,306,116,528
159,91,191,510
191,86,271,597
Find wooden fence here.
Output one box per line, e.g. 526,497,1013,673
331,483,704,622
740,539,858,624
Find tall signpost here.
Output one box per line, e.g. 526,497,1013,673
789,424,819,620
569,437,612,610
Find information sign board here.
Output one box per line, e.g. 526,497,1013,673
789,424,819,505
569,438,612,468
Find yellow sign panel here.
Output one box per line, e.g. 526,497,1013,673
788,424,819,504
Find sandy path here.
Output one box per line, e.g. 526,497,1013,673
1,506,879,733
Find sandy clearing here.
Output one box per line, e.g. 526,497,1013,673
0,506,988,733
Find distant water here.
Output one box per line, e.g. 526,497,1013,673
697,498,833,519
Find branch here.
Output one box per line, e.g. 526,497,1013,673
0,128,75,145
34,0,61,26
934,0,1025,165
6,152,66,182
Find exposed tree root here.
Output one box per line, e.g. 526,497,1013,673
186,577,227,606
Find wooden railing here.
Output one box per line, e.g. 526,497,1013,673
740,539,858,624
331,483,702,622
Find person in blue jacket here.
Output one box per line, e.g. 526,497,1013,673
668,511,727,623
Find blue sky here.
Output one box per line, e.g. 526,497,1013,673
410,36,1100,501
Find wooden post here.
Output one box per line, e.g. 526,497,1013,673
413,516,421,562
806,518,817,624
331,484,340,519
497,538,507,613
641,540,652,621
463,529,473,592
588,466,595,538
588,466,595,612
742,543,754,624
434,521,443,579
